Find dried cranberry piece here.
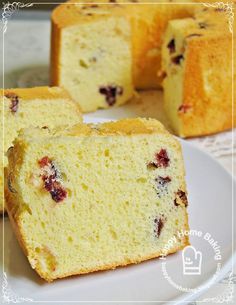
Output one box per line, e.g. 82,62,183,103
44,175,56,192
167,39,175,54
174,199,179,207
155,149,170,168
172,55,184,65
50,183,67,203
39,156,67,203
155,176,171,187
147,149,170,169
5,92,19,113
38,156,50,168
177,190,188,207
154,217,165,238
178,104,192,114
99,85,123,106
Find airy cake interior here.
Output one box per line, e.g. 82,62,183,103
162,8,232,137
0,87,82,213
52,5,133,112
6,119,189,281
162,18,194,136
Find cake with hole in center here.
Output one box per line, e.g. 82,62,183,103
51,0,194,112
0,86,82,213
51,1,235,137
6,118,189,282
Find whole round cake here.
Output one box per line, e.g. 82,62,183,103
51,0,235,137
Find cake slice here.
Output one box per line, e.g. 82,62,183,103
51,3,134,112
6,118,189,282
161,8,234,137
0,86,82,213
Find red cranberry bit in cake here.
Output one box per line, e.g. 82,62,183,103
38,156,67,203
178,104,192,114
48,182,67,203
155,149,170,167
154,216,165,238
39,156,50,168
177,190,188,207
174,199,179,207
155,176,171,187
99,85,123,106
5,92,19,113
147,149,170,169
167,39,175,54
171,55,184,65
174,189,188,207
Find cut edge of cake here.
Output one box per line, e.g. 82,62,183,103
161,10,233,137
6,118,190,282
51,3,134,112
1,86,83,214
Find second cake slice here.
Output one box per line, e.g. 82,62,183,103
1,86,82,213
6,118,189,282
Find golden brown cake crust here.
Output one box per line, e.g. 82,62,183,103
6,118,189,282
50,1,193,90
6,207,189,282
2,86,76,102
2,86,82,115
162,6,235,137
181,35,234,137
1,86,82,214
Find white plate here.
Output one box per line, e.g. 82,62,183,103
1,118,235,305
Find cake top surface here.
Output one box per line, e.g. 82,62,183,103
16,118,171,141
52,0,233,31
52,1,129,28
1,86,74,101
168,7,230,39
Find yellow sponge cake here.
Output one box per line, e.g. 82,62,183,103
51,3,134,112
51,1,234,138
161,7,234,137
0,86,82,213
6,118,189,281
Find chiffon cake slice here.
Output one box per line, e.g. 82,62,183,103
1,86,82,213
6,118,189,282
162,8,234,137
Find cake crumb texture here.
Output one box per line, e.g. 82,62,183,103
6,118,189,282
0,86,82,213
